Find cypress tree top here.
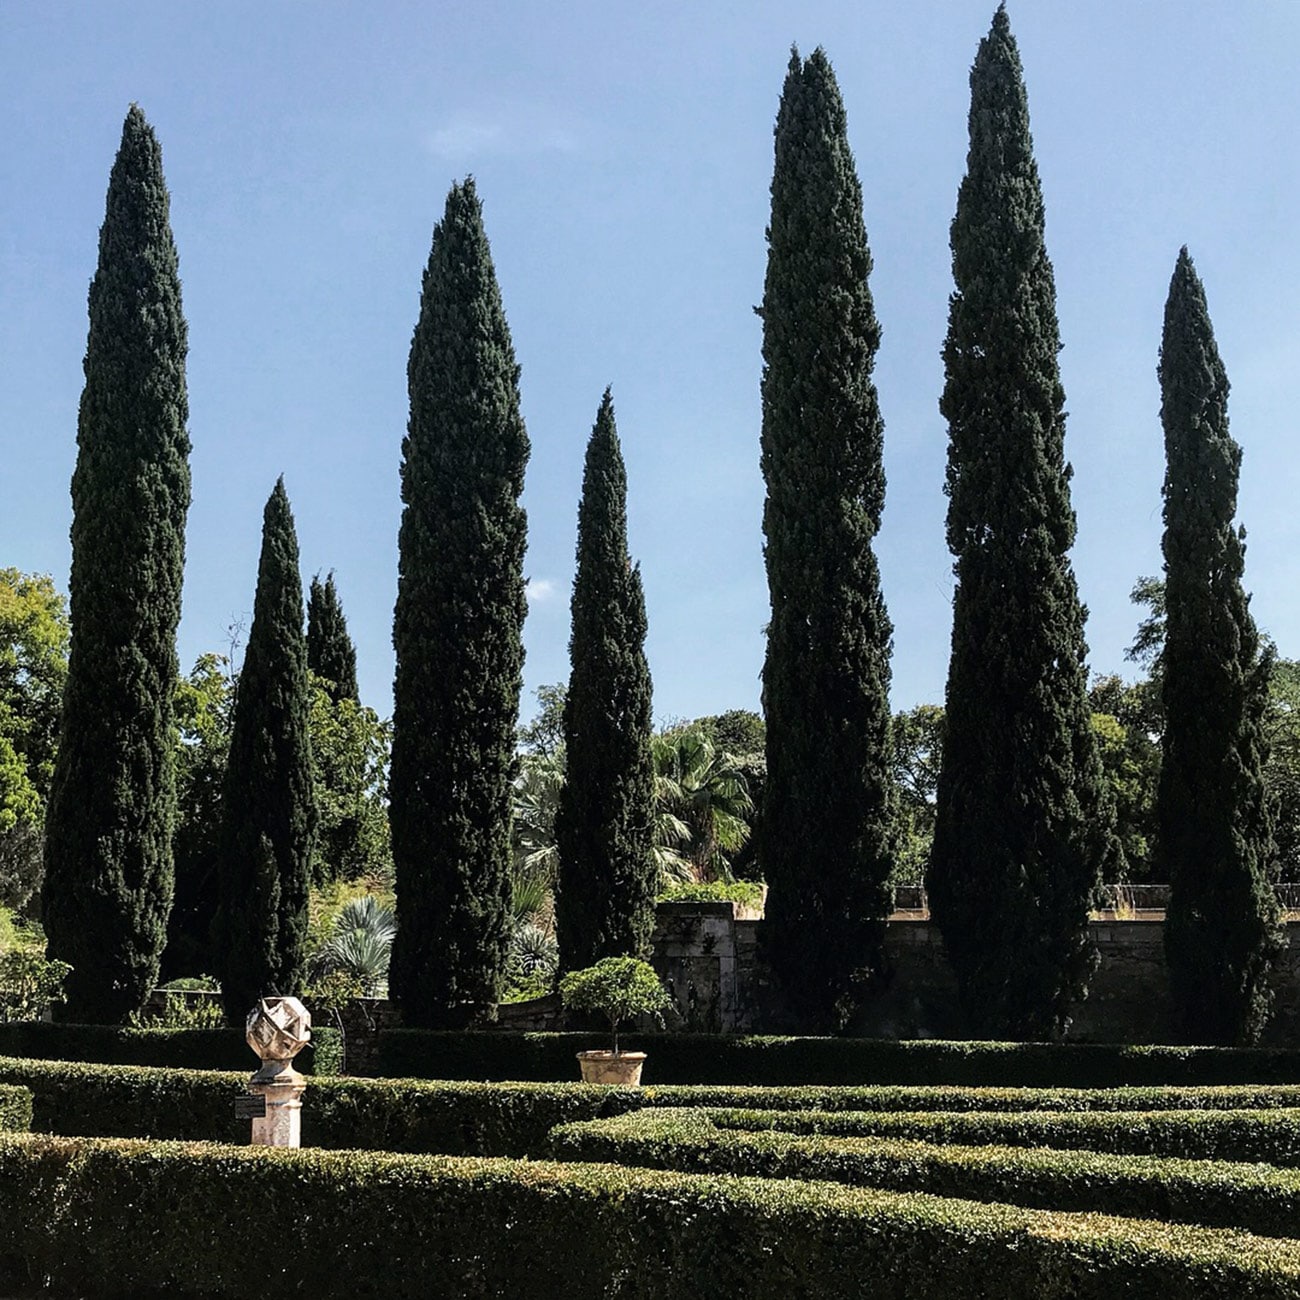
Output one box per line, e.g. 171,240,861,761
1158,247,1282,1045
555,388,656,973
927,9,1118,1040
307,571,359,704
42,104,191,1023
757,47,896,1030
216,478,315,1022
389,178,529,1027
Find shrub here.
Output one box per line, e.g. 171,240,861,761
2,1134,1300,1299
0,1021,340,1075
0,1085,29,1133
0,951,71,1023
710,1105,1300,1166
549,1108,1300,1237
7,1055,1300,1162
658,879,765,909
372,1030,1300,1086
558,957,671,1053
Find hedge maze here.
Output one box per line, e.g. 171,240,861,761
4,1048,1300,1296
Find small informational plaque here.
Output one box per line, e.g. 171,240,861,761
234,1093,267,1119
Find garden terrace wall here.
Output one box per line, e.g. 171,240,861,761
374,1030,1300,1086
548,1108,1300,1237
3,1134,1300,1299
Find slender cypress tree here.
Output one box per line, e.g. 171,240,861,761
926,8,1119,1040
215,479,315,1022
42,106,191,1022
1158,248,1282,1046
554,390,656,972
757,48,896,1030
389,179,529,1027
306,571,359,704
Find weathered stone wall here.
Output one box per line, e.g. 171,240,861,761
322,905,1300,1056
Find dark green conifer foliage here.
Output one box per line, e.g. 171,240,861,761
306,572,359,704
1158,248,1283,1046
926,8,1119,1040
757,48,897,1031
215,480,315,1022
554,390,656,972
389,180,529,1027
42,106,191,1022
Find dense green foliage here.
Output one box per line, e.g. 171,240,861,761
0,571,68,912
1157,249,1283,1045
42,106,192,1024
8,1053,1300,1159
554,392,657,970
163,652,233,979
306,572,359,705
3,1134,1300,1299
0,1086,29,1134
708,1104,1300,1166
927,11,1118,1039
758,49,895,1030
389,179,529,1027
374,1029,1300,1087
550,1107,1300,1237
558,956,671,1053
0,1024,339,1078
214,481,315,1021
308,676,392,886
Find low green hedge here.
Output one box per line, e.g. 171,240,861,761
714,1106,1300,1166
2,1134,1299,1299
0,1085,29,1134
0,1057,642,1154
6,1056,1300,1158
374,1029,1300,1086
550,1108,1300,1237
0,1020,342,1075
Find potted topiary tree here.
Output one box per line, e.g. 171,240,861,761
559,956,672,1085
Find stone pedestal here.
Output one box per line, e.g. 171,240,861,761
245,997,311,1148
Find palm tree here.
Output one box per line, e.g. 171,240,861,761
652,730,753,883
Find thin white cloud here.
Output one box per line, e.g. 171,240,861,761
526,578,557,604
427,108,582,161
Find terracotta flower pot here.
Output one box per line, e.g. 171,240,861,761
576,1049,647,1086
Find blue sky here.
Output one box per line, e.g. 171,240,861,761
2,3,1298,728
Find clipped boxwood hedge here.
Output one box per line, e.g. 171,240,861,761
0,1020,342,1075
2,1134,1300,1299
0,1085,30,1134
5,1056,1300,1158
714,1105,1300,1166
374,1029,1300,1086
549,1108,1300,1237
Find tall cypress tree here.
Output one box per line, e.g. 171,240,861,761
554,390,656,972
926,8,1118,1040
1158,248,1282,1046
757,48,896,1031
389,179,529,1027
215,479,314,1022
306,571,359,704
42,106,191,1022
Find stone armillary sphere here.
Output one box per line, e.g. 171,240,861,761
246,996,311,1080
